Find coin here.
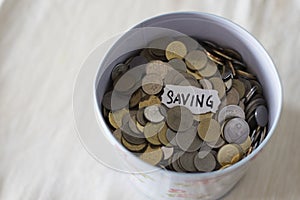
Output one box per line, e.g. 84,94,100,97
166,128,178,146
139,145,163,166
194,151,216,172
179,152,198,172
161,146,174,160
146,60,170,79
121,136,147,152
164,69,180,85
255,105,268,127
168,58,187,72
176,36,200,52
232,79,246,98
176,127,202,152
142,74,163,95
128,55,148,68
225,87,240,105
185,50,208,71
219,164,232,170
102,91,114,110
171,152,185,172
186,69,203,80
121,122,146,145
166,41,187,60
129,88,143,108
114,72,137,93
111,63,129,81
193,112,213,122
112,129,122,143
144,121,165,138
250,80,263,94
209,77,226,99
217,105,245,123
139,95,161,108
167,106,193,132
136,108,147,126
197,118,221,142
158,124,171,146
206,137,225,149
136,121,145,132
239,136,251,154
198,59,218,77
245,86,258,104
199,79,213,90
144,105,165,123
217,144,242,166
222,48,243,62
227,61,236,76
224,78,233,91
128,115,141,134
109,108,129,129
236,69,256,80
148,36,173,57
205,50,224,65
223,118,249,144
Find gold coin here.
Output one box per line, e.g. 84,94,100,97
227,61,236,76
185,50,208,71
139,95,161,108
217,144,242,166
205,50,224,66
129,88,143,108
236,69,256,80
198,59,218,77
108,108,129,129
230,153,241,164
165,41,187,60
219,164,232,170
186,68,203,80
139,145,163,166
146,60,171,79
197,118,221,142
136,121,145,132
239,136,251,154
144,121,165,137
209,77,226,99
112,129,122,143
121,137,147,152
146,133,162,146
225,87,240,105
193,112,213,121
142,74,163,95
232,79,246,98
157,124,170,146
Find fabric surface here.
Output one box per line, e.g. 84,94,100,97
0,0,299,199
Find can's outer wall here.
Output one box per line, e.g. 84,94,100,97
94,12,282,200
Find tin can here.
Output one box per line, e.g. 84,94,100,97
94,12,282,200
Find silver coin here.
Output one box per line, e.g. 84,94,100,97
193,151,216,172
161,146,174,160
176,127,202,152
217,105,245,123
224,118,249,144
199,79,213,90
144,105,165,123
168,58,187,72
255,105,268,127
111,63,129,81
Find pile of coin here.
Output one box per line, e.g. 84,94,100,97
101,35,269,173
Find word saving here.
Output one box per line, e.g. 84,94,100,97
161,85,221,114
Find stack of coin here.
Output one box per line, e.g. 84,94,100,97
101,35,269,173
